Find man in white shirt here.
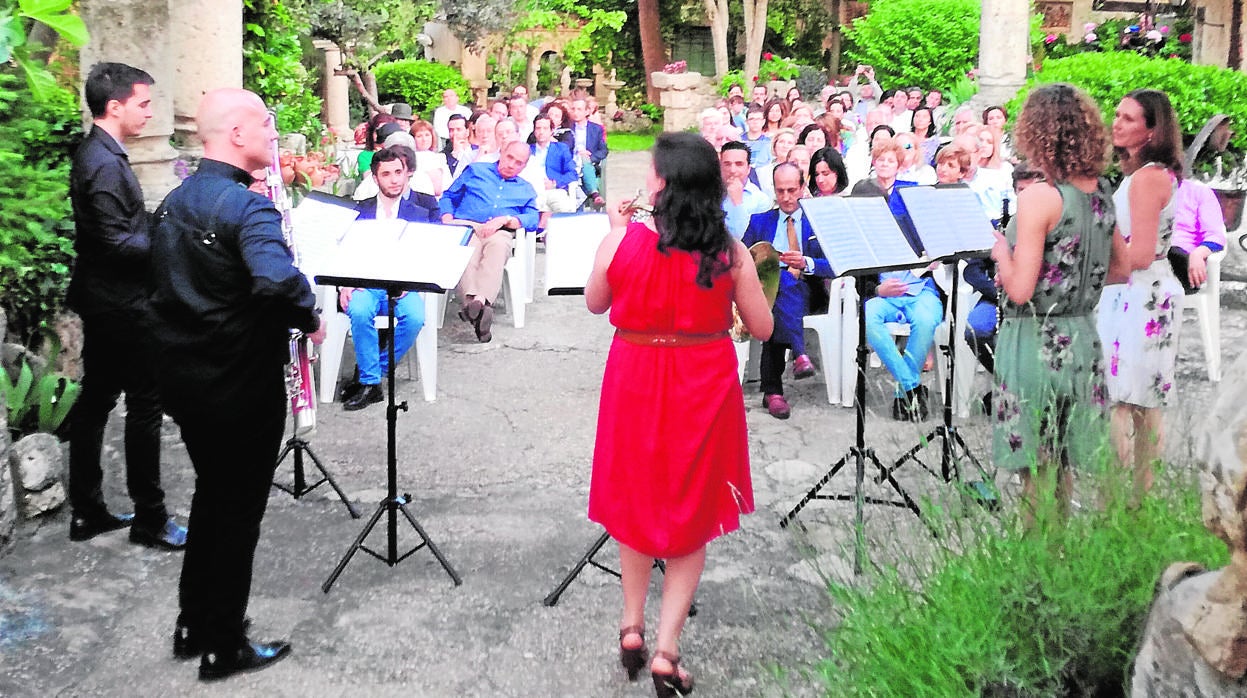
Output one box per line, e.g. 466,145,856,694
509,96,534,141
719,141,770,240
432,88,471,141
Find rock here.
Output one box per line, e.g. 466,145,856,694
2,343,46,381
9,433,66,517
0,408,14,549
281,133,307,156
11,433,62,492
0,306,7,343
1131,564,1247,696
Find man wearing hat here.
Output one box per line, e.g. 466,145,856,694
390,102,415,132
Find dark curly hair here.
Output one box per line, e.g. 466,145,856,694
1013,83,1108,182
652,132,734,289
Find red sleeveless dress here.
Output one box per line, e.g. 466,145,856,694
588,222,754,558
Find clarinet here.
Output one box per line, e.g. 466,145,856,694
266,125,317,436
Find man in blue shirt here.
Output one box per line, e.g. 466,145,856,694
742,107,772,166
720,141,771,239
439,141,539,342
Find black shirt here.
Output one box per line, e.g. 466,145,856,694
67,125,152,316
149,158,318,410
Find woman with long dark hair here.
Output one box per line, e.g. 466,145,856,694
808,146,848,197
990,83,1114,523
1097,88,1184,503
585,132,773,697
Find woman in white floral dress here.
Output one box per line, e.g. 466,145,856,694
1097,89,1184,502
991,84,1114,522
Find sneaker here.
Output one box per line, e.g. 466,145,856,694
792,354,816,379
763,394,791,420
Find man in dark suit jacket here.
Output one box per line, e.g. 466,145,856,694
337,146,437,410
568,97,609,206
742,163,835,419
441,113,476,180
66,61,187,549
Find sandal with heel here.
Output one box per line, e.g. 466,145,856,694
651,651,694,697
619,625,647,681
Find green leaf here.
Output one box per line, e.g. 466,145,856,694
28,11,87,46
16,54,58,101
17,0,72,15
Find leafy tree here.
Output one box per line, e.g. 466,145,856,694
842,0,980,91
242,0,324,140
310,0,437,114
438,0,515,51
0,0,88,99
499,0,626,90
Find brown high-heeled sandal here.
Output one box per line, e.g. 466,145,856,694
651,651,694,697
619,625,647,681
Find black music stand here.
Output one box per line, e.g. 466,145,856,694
314,223,473,592
880,187,996,502
778,196,937,573
541,530,694,615
272,430,360,518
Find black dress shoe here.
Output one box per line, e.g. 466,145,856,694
342,384,383,411
174,618,252,660
199,639,292,681
338,379,362,402
69,510,134,541
129,518,188,551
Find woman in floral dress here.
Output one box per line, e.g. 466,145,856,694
1097,89,1184,501
990,84,1114,521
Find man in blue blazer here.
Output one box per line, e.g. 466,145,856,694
527,114,579,229
568,96,608,206
742,163,835,419
337,146,437,410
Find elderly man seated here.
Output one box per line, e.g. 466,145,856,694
337,146,438,410
439,141,539,343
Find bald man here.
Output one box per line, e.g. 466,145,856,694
149,88,325,681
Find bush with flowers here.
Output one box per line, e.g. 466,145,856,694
758,53,800,81
1037,13,1194,63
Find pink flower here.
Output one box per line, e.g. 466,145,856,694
1084,22,1098,33
1085,32,1098,43
1146,30,1163,42
1179,33,1192,43
1159,25,1170,34
763,52,773,61
1144,318,1162,337
1044,33,1058,44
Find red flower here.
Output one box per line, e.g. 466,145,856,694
763,52,773,61
752,75,758,82
1179,33,1192,42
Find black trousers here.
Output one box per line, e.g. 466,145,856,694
166,377,284,650
760,339,791,397
68,313,166,525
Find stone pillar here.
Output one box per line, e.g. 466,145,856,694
977,0,1031,106
169,0,242,154
1195,0,1233,68
314,40,351,136
653,72,710,132
80,0,180,208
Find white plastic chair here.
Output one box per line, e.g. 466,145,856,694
803,277,856,407
544,213,611,294
1184,249,1225,382
317,285,440,404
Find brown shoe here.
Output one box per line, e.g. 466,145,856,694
475,303,494,343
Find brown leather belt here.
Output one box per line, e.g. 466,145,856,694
615,329,729,347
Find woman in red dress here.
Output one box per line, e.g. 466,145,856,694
585,132,773,697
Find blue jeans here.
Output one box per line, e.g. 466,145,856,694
964,299,998,373
580,157,601,197
865,290,943,395
346,289,423,385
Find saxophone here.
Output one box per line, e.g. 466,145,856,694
266,123,317,436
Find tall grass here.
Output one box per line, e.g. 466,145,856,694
815,466,1227,697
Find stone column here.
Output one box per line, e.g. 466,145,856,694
653,72,710,132
169,0,242,154
80,0,180,208
314,40,351,136
977,0,1031,106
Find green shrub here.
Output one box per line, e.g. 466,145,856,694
0,70,78,344
2,347,79,439
816,467,1227,696
1010,52,1247,151
842,0,980,91
794,65,827,101
373,60,470,118
243,0,324,142
719,70,746,97
636,103,662,122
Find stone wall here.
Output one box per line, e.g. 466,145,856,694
652,72,715,133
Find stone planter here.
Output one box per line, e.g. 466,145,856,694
1213,187,1245,233
650,71,703,91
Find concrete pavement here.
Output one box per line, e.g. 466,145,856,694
1,150,1242,697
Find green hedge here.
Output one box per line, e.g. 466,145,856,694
1012,52,1247,151
373,60,470,118
842,0,980,91
0,71,79,344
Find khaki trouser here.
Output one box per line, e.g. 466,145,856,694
457,229,514,305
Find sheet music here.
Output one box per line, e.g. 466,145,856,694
318,220,474,292
898,187,995,260
290,197,360,280
801,197,921,275
398,221,473,248
545,214,610,294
